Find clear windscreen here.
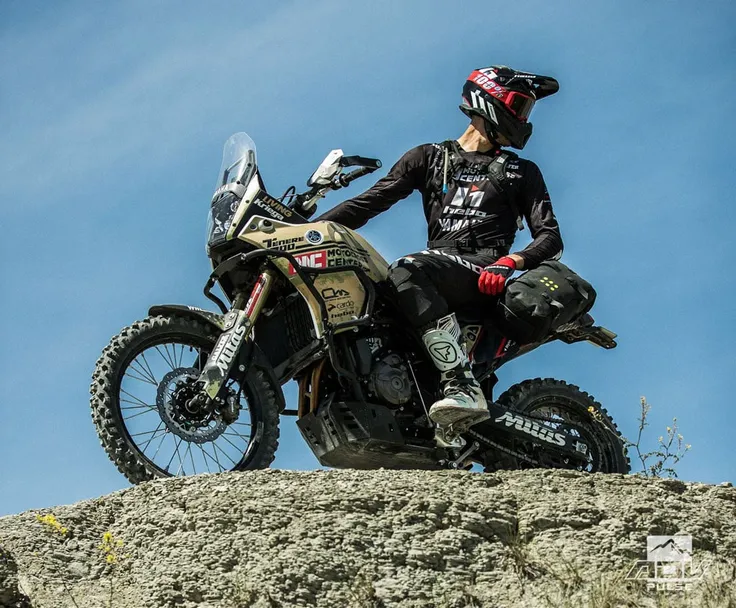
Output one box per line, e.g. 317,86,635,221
207,132,258,252
216,132,257,187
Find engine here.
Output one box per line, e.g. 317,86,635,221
367,353,412,405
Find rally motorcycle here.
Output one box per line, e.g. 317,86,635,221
90,132,629,483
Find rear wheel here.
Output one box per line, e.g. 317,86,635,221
481,378,630,474
90,315,280,484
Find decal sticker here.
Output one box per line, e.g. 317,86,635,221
429,341,458,365
327,300,356,313
214,325,247,375
263,236,305,251
305,229,324,245
321,287,351,300
495,411,567,446
289,250,327,275
325,246,370,268
252,193,294,222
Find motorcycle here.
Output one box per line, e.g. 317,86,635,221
90,132,629,483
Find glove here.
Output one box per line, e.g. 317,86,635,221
478,256,517,296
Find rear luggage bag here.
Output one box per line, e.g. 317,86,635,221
493,261,597,344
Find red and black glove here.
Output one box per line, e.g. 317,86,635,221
478,257,517,296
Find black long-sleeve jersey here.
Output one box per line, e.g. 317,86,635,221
317,142,563,269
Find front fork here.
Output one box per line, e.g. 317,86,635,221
197,269,276,401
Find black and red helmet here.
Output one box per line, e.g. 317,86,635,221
460,65,559,149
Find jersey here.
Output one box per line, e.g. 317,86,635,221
316,142,563,269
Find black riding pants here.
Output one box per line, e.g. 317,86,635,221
387,247,504,329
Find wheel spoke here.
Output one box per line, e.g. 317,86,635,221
198,445,213,473
131,426,163,438
124,369,158,386
120,388,153,408
155,345,177,372
220,432,248,453
200,443,232,470
120,403,156,411
138,423,165,451
164,343,179,371
211,441,237,466
128,358,158,385
124,408,159,421
138,353,159,385
184,442,196,475
150,431,168,459
174,439,186,476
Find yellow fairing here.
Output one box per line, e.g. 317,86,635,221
236,218,390,338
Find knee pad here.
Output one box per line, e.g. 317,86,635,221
387,262,448,327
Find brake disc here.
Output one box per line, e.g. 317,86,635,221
156,368,227,444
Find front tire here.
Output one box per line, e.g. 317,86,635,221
90,315,280,484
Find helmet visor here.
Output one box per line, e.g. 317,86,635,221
504,91,535,121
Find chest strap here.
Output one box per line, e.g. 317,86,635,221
435,141,525,231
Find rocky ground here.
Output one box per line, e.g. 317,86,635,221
1,469,735,608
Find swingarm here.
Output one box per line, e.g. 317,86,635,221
483,402,590,461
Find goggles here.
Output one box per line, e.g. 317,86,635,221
501,90,535,121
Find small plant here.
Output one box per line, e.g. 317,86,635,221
35,513,69,536
347,568,385,608
32,512,81,608
624,397,691,478
99,531,129,607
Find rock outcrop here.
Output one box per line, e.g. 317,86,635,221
1,469,735,607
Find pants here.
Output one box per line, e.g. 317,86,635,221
388,247,504,329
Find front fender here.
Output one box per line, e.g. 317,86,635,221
147,304,286,412
149,304,227,331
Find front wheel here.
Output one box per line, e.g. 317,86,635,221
90,315,280,484
481,378,630,474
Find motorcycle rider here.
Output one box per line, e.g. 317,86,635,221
318,66,563,433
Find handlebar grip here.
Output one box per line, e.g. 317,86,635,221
341,155,382,169
338,166,375,187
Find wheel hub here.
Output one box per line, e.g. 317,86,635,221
157,368,228,444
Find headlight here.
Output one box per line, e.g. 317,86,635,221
206,192,241,251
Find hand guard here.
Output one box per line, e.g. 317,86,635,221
478,256,517,296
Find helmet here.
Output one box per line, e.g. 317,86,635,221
460,66,559,149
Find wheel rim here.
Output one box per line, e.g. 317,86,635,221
117,336,257,476
522,399,602,472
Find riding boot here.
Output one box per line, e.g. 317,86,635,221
422,313,490,430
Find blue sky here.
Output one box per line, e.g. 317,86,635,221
1,1,734,516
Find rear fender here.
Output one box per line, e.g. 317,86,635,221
147,304,286,412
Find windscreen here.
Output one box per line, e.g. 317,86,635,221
216,132,257,188
207,132,258,252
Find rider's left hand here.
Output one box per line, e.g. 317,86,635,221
478,256,517,296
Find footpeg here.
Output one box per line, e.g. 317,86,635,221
434,425,466,449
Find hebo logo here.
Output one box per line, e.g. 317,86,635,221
540,276,559,291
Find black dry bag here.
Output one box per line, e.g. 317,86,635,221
493,261,597,344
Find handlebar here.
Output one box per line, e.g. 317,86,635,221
340,155,382,170
292,155,382,217
338,166,376,187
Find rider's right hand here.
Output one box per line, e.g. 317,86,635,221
478,257,517,296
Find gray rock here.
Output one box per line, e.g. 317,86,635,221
0,469,735,607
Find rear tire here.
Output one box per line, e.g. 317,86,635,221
90,315,280,484
483,378,630,474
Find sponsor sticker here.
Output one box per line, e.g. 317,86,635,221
289,250,327,275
